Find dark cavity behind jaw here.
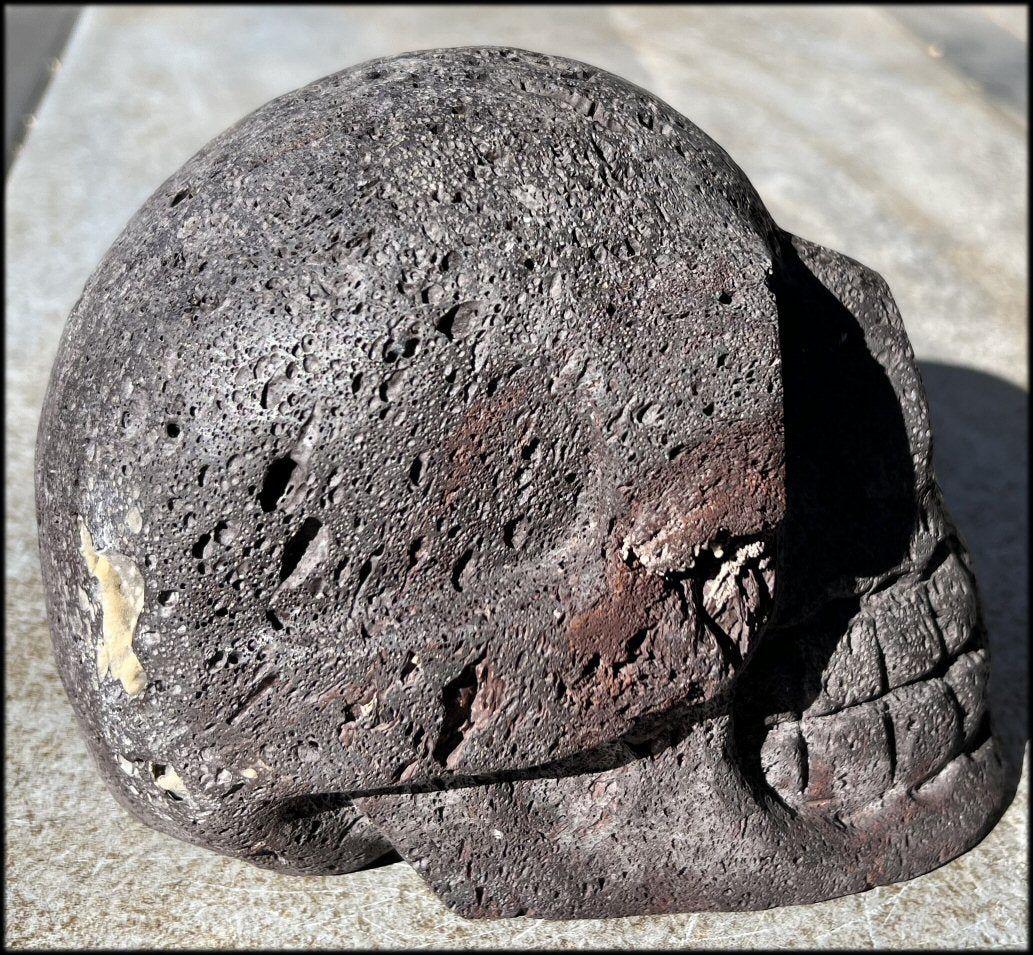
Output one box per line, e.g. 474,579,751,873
768,235,916,621
733,234,918,801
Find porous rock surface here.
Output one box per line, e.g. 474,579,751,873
35,47,1007,916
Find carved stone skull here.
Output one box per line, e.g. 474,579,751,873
35,47,1007,918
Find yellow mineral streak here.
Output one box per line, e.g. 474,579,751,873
154,765,189,798
79,520,147,696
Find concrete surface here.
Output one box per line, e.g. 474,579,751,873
4,5,82,172
885,4,1027,120
4,4,1027,949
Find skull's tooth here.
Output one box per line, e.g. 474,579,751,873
798,700,893,811
797,676,965,814
867,583,944,690
926,549,980,655
941,648,989,746
882,678,963,791
759,720,806,802
801,614,884,719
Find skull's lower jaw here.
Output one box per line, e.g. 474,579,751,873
352,716,1006,922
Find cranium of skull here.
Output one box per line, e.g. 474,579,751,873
35,47,1007,918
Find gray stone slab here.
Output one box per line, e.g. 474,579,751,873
3,5,81,171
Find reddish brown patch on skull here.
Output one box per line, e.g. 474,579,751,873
621,416,785,574
438,378,529,509
555,414,784,725
561,553,699,720
566,555,667,666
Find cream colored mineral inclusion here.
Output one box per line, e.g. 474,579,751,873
78,519,147,696
153,765,189,798
702,540,768,611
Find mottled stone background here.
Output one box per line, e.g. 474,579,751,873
5,5,1027,949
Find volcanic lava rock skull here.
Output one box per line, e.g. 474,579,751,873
36,47,1007,917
